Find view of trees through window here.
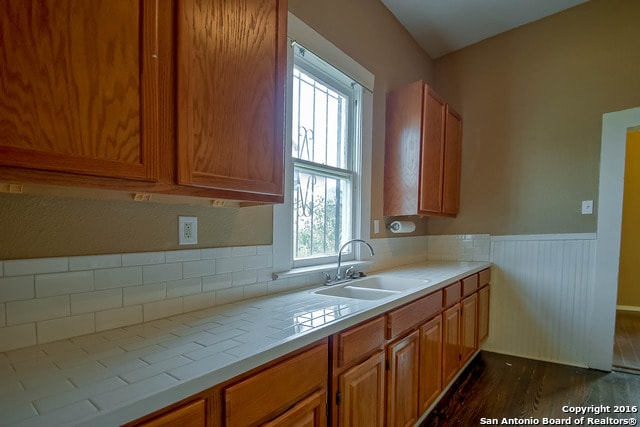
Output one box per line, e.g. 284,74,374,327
291,63,356,261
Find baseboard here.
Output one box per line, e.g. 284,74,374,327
617,305,640,312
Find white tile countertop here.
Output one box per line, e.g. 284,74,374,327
0,260,490,427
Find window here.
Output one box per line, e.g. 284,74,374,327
272,13,374,276
291,46,361,267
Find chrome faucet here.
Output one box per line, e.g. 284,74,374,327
329,239,375,283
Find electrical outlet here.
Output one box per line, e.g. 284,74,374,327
179,216,198,245
581,200,593,215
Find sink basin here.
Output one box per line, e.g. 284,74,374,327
313,275,429,300
349,275,428,292
314,285,399,300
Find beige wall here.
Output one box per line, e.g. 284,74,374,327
429,0,640,235
618,130,640,307
0,0,433,260
0,193,272,260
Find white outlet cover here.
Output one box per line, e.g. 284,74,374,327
179,216,198,245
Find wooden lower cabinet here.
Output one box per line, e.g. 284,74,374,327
338,350,386,427
137,399,206,427
418,315,443,413
129,269,491,427
460,293,478,364
225,342,328,427
442,303,461,386
261,389,326,427
478,284,490,345
387,330,420,427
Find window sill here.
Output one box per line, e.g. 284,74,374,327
272,260,373,281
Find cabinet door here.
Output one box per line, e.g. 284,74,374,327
383,80,423,216
0,0,162,181
177,0,286,200
225,342,327,427
262,389,326,427
418,87,446,214
387,330,420,427
419,315,442,414
338,350,385,427
442,303,460,385
460,293,478,364
442,106,462,215
478,285,490,345
137,399,205,427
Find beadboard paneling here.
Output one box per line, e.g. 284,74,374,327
485,235,596,367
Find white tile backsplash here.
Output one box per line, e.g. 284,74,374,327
215,256,244,274
71,289,122,315
95,306,143,333
0,238,486,353
3,257,68,277
35,271,94,298
0,323,36,352
36,314,95,344
7,296,70,326
68,254,121,271
0,276,35,302
123,282,166,306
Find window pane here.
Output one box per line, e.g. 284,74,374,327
293,167,352,260
292,68,349,169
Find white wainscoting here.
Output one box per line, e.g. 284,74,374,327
485,234,597,367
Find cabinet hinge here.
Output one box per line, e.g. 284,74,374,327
336,390,342,406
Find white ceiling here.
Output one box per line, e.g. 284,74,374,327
381,0,591,58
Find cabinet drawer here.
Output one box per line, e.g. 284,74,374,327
479,268,491,287
225,341,328,427
338,316,386,367
443,282,461,308
386,290,443,339
136,399,205,427
461,274,479,297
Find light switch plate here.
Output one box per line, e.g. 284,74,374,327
581,200,593,215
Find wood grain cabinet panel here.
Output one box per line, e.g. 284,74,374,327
387,330,420,427
478,284,490,346
225,341,327,427
442,106,462,215
384,80,462,217
460,293,478,364
0,0,163,181
177,0,286,201
419,315,443,414
442,303,461,386
337,316,386,368
136,399,205,427
386,290,442,340
338,350,385,427
261,389,326,427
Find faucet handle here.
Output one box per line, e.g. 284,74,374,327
323,272,331,284
344,266,356,278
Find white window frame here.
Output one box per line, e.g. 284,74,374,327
273,13,374,277
291,48,361,268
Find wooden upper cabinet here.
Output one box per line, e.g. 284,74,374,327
0,0,163,181
176,0,286,202
442,106,462,215
418,88,446,214
384,80,462,217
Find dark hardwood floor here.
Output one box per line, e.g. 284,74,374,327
421,351,640,426
614,310,640,371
